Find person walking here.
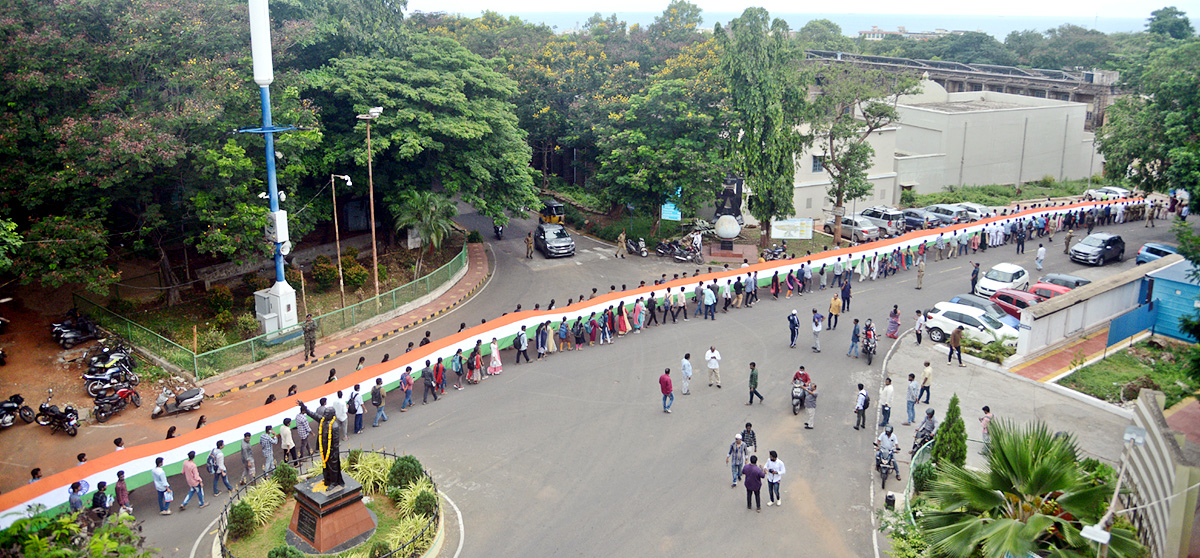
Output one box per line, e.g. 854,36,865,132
1063,229,1074,254
422,360,439,404
802,382,818,429
764,451,786,507
787,310,800,348
1016,226,1026,254
885,305,901,339
840,279,852,311
239,432,256,485
212,440,233,495
742,455,766,512
260,425,276,474
615,229,627,258
524,232,534,259
659,368,674,413
703,282,717,320
853,383,868,430
681,353,692,395
914,310,926,345
488,338,504,374
332,391,348,440
811,309,824,353
152,457,172,516
847,318,861,358
179,451,207,511
371,377,389,425
828,293,842,331
746,362,764,406
878,377,894,427
294,407,312,459
948,326,965,367
515,326,531,364
279,418,296,463
351,385,365,433
916,258,925,289
302,314,318,361
114,470,132,515
1035,243,1046,271
726,434,747,488
970,262,980,293
979,406,994,449
705,346,722,388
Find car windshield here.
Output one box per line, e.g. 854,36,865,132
985,269,1015,282
549,228,571,239
1081,236,1105,247
980,302,1006,319
980,314,1004,329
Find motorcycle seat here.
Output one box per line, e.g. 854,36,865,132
176,388,202,403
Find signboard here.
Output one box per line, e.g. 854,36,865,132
661,202,682,221
831,206,846,216
770,219,814,240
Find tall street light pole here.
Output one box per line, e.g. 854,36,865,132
330,174,352,310
357,107,383,305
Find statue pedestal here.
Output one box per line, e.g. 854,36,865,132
286,476,376,554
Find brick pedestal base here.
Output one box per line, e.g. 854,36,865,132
287,476,376,554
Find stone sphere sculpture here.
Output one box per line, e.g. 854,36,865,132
714,215,742,240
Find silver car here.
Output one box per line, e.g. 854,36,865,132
823,215,880,243
857,206,905,238
534,223,576,258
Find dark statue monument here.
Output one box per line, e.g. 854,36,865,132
297,401,343,488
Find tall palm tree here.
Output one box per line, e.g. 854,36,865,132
390,191,457,276
920,421,1143,558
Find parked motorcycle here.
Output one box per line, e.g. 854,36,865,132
58,318,99,349
34,389,79,436
93,385,140,423
86,344,138,372
0,394,34,428
85,373,138,398
673,244,704,264
151,386,205,419
655,240,677,257
762,243,788,261
791,380,806,415
493,223,504,240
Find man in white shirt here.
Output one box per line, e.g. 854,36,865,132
1035,243,1046,271
705,346,721,388
764,450,786,507
332,390,349,440
915,310,927,346
854,383,868,430
878,377,895,428
681,353,693,395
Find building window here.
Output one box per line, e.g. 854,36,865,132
805,197,813,209
812,155,824,173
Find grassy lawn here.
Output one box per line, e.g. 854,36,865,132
903,178,1108,209
227,495,405,558
1059,340,1198,408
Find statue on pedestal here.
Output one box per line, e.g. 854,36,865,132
297,401,344,488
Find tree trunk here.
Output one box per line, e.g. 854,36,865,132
832,190,846,247
650,216,661,237
760,220,770,248
157,245,182,307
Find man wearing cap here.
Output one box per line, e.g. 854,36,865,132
787,309,800,348
302,314,318,360
726,433,747,488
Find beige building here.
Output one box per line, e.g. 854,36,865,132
787,126,900,221
894,81,1104,194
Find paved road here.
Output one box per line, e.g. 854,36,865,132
122,214,1184,557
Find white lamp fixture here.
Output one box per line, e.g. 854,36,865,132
247,0,273,87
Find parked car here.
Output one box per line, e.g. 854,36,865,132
924,204,970,225
924,302,1019,346
533,223,576,258
947,293,1020,329
989,289,1045,319
901,208,940,231
1038,273,1091,289
1029,282,1072,300
953,202,992,222
974,263,1030,297
1069,232,1125,266
823,215,880,243
857,206,906,238
1135,242,1179,265
1084,186,1132,201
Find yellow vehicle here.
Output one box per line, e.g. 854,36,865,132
539,199,565,224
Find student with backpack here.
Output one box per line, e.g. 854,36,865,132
349,385,365,434
370,378,388,427
853,383,870,430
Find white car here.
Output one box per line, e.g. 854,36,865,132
1084,186,1131,201
974,263,1030,297
924,302,1019,347
953,202,991,221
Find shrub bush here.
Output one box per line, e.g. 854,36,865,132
388,455,424,490
375,263,388,285
272,461,298,491
413,490,437,518
235,313,260,337
242,273,270,292
932,394,967,468
242,477,286,526
396,477,436,517
267,544,305,558
106,298,135,315
343,261,370,292
311,257,339,292
284,266,301,286
369,540,391,558
467,230,483,243
195,327,229,353
342,246,359,260
345,452,393,494
382,515,435,553
899,189,917,207
227,500,256,539
912,460,937,493
208,285,234,314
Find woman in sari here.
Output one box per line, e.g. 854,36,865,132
465,346,479,384
487,338,503,375
587,312,599,346
536,323,548,360
602,307,615,344
770,271,780,299
785,270,796,298
547,321,558,354
818,264,827,290
617,305,630,336
886,305,901,339
632,298,645,333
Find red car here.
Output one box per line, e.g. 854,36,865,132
990,289,1045,319
1028,282,1072,300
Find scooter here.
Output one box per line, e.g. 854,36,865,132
151,386,205,419
85,374,138,398
93,385,140,423
0,394,34,428
34,389,79,436
791,380,806,415
877,448,899,489
58,318,99,349
655,240,678,257
673,244,704,264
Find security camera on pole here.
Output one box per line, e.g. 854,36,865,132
243,0,298,336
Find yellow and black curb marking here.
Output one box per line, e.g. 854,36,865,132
210,258,489,399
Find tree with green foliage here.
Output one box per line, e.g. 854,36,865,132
807,63,918,244
389,191,458,276
1170,221,1200,382
1147,6,1194,40
922,421,1143,558
715,8,809,245
0,218,19,275
795,19,855,52
14,217,119,295
1004,29,1048,66
931,394,967,468
933,32,1018,66
1031,24,1114,69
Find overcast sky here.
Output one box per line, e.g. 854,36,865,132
404,0,1179,19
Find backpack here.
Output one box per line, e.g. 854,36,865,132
572,322,584,337
347,393,359,415
512,336,521,350
206,450,218,474
370,386,382,406
861,392,871,411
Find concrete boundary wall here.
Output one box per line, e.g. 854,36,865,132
0,198,1145,528
1127,390,1200,558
